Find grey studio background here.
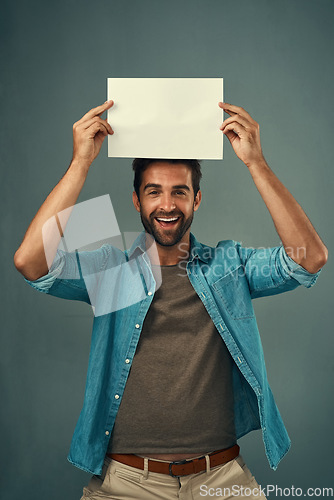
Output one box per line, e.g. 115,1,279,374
1,0,333,499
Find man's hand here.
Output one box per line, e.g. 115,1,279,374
14,100,115,280
219,102,265,168
218,102,327,273
72,100,114,167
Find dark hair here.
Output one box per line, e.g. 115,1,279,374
132,158,202,199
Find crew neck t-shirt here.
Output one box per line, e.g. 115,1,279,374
108,262,236,454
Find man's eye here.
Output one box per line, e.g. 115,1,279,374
149,191,158,195
175,191,186,196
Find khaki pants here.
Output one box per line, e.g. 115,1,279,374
80,454,267,499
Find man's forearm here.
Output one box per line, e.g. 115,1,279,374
14,100,113,281
14,160,90,281
219,102,327,273
248,158,328,273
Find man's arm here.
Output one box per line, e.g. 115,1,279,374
13,100,114,281
219,102,328,274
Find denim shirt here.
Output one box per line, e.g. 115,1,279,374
24,232,321,474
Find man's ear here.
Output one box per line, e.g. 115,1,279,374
132,191,141,213
193,190,202,212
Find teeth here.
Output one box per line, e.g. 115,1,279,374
156,217,179,222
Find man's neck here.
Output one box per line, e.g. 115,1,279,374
145,232,191,266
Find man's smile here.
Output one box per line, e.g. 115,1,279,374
154,216,181,228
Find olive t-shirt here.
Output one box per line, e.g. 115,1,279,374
108,262,236,454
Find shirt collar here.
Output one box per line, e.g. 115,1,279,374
126,231,147,261
188,233,211,263
126,231,210,264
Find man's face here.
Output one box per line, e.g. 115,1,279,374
132,162,201,247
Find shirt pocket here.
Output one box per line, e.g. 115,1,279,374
212,265,254,320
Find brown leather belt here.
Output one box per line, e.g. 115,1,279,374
107,444,240,477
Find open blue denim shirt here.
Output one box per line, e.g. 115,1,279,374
24,232,321,474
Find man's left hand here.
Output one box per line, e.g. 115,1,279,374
219,103,265,168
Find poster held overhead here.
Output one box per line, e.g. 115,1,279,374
107,78,224,160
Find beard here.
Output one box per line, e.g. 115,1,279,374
139,208,194,247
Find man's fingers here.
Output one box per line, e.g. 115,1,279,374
221,114,251,131
76,100,114,125
218,102,256,124
88,121,109,138
76,116,113,135
220,121,245,138
219,102,236,116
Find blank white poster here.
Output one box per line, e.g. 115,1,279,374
107,78,223,160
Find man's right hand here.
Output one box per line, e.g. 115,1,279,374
72,100,114,167
14,100,115,281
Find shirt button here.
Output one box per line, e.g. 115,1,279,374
135,324,140,329
125,359,130,364
105,430,110,436
148,291,152,296
114,394,120,399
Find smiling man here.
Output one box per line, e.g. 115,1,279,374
14,100,327,499
132,159,202,262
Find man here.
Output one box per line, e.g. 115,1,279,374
14,100,328,499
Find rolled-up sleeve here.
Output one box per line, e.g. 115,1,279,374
23,244,110,303
23,249,72,293
235,242,322,299
277,246,321,288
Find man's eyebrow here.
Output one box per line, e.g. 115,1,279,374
172,184,191,191
143,183,161,191
143,183,191,191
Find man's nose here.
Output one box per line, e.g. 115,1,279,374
159,194,176,212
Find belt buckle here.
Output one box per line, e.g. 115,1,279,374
169,458,188,478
